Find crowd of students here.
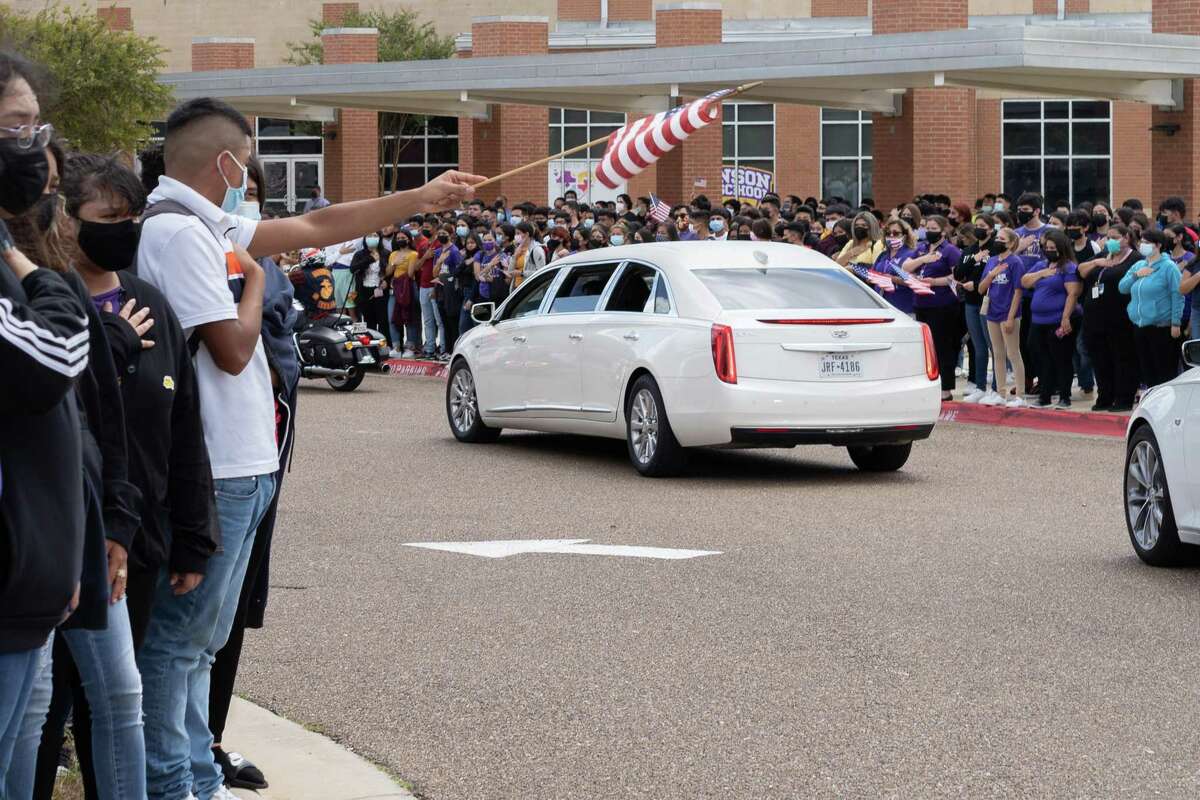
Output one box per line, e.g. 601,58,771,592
0,50,480,800
376,188,1193,410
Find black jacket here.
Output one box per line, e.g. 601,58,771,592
109,272,216,575
0,266,88,653
62,271,141,631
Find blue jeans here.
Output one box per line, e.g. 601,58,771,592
459,305,475,338
963,304,990,389
419,287,444,355
139,473,276,800
0,636,53,797
59,598,145,799
386,294,403,352
1074,329,1095,391
1191,310,1200,341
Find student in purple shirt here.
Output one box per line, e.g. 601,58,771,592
977,228,1028,407
1021,228,1083,409
903,215,962,400
872,218,919,316
1013,191,1047,259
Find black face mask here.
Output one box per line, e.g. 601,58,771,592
973,227,990,240
900,216,914,226
852,226,869,240
1067,227,1085,239
1043,249,1059,261
437,233,450,244
78,219,140,272
927,231,943,245
421,229,433,238
1091,214,1108,228
988,240,1007,256
0,139,50,216
1016,209,1036,225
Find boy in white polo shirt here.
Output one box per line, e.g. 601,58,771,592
136,98,481,800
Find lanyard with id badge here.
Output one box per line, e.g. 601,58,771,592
1093,267,1107,300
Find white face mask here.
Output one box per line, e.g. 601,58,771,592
616,202,627,214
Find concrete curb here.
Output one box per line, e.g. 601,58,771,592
384,357,448,379
226,697,414,800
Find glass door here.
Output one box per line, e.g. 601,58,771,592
293,159,322,213
261,158,290,218
259,156,324,216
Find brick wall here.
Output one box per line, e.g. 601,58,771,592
873,0,967,34
1151,0,1200,211
654,4,722,204
463,19,550,205
609,0,653,21
97,6,133,31
1032,0,1088,13
975,98,1001,197
1112,101,1151,206
558,0,602,20
322,2,359,26
191,38,255,71
812,0,868,15
321,29,379,203
774,104,820,200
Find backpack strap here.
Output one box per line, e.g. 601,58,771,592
141,200,221,357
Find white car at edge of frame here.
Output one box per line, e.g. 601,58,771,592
445,241,942,476
1123,339,1200,565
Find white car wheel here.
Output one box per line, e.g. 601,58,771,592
625,375,686,477
1123,427,1189,566
446,362,501,443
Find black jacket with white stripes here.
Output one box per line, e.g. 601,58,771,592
0,265,89,653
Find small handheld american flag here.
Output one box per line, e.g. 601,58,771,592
647,193,671,224
595,89,732,190
850,264,897,293
881,261,935,295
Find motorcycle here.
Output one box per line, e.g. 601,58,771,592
288,251,388,392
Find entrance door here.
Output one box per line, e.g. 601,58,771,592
260,156,324,215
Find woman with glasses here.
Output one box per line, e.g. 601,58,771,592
873,219,919,317
904,215,963,401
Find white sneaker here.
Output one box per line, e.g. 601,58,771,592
401,349,415,359
955,366,965,378
1006,396,1027,408
964,382,978,394
210,786,239,800
964,388,986,403
979,391,1004,406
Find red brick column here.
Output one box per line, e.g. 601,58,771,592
975,98,1002,196
774,104,820,199
609,0,653,21
191,38,255,72
97,6,132,31
654,3,723,206
1152,2,1200,212
811,0,868,16
558,0,602,21
871,0,974,209
321,27,379,203
463,18,549,205
1113,101,1152,206
322,2,360,26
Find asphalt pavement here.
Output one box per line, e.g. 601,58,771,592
232,373,1200,800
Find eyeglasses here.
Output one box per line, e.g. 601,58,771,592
0,122,53,150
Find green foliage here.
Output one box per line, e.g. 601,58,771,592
285,7,454,66
285,6,455,193
0,5,172,153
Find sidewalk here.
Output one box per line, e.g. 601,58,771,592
226,698,414,800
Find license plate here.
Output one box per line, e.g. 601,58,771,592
818,353,863,379
357,352,376,365
350,322,368,334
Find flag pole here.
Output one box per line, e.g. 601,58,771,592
471,81,765,191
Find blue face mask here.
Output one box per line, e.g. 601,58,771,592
655,233,668,242
582,218,594,230
234,201,261,221
218,151,248,213
709,219,724,233
365,236,380,249
981,204,993,214
1105,238,1121,255
1138,242,1156,258
610,234,624,246
456,225,469,238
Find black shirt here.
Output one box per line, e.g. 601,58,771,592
1080,249,1138,326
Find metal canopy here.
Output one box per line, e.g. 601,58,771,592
159,25,1200,121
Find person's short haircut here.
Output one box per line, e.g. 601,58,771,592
691,194,712,211
468,199,485,209
795,204,815,219
1132,211,1152,230
1016,191,1043,210
1161,196,1187,217
166,97,252,139
1115,207,1135,226
515,221,536,237
63,153,148,218
1140,228,1168,249
784,221,808,236
826,203,851,218
751,218,774,240
0,49,47,102
1065,210,1091,230
1122,197,1144,211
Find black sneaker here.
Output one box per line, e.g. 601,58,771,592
1091,401,1112,412
214,747,269,790
1110,403,1134,412
1055,398,1072,410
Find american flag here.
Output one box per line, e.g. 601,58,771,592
595,89,732,190
850,264,897,293
647,193,671,224
878,260,935,295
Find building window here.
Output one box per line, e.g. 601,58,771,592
380,116,458,194
255,118,323,156
820,109,872,207
1002,100,1111,207
548,108,626,201
722,103,775,202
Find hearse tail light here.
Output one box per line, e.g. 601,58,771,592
711,323,737,384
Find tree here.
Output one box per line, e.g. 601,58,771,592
286,8,455,195
0,5,172,153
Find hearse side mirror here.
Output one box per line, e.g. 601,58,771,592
471,302,496,324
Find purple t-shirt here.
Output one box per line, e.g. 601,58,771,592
1029,259,1082,325
678,229,698,241
914,241,961,309
91,285,124,314
873,246,917,315
1014,223,1046,258
983,255,1025,323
